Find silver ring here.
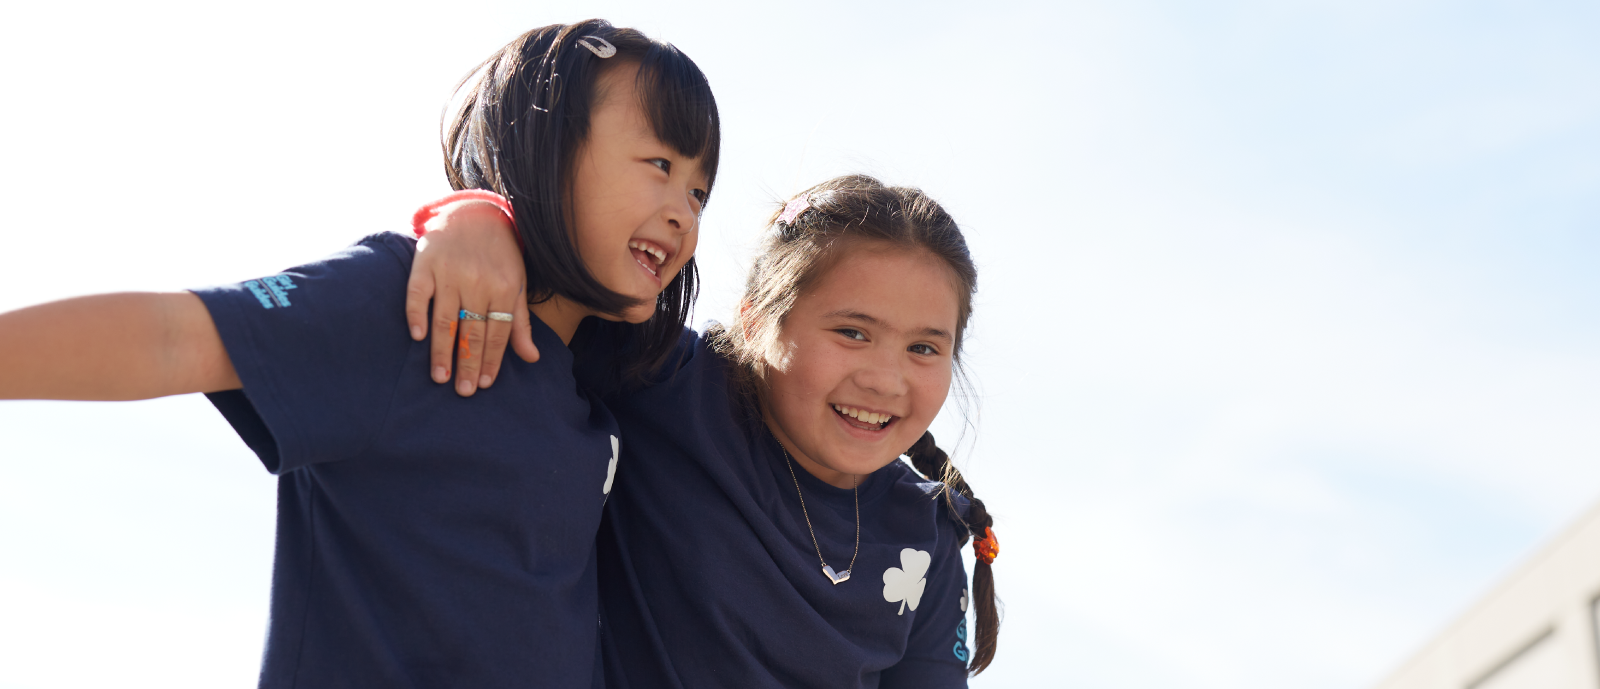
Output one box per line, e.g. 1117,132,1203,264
487,311,515,322
458,309,487,322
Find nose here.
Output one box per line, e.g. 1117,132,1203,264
662,188,697,237
852,345,910,399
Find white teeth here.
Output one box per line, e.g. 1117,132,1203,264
832,404,892,427
629,240,667,265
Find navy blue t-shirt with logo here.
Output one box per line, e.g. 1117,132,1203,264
193,233,618,689
580,326,973,689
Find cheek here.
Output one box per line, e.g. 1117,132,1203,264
676,232,700,271
767,350,831,412
912,367,954,415
569,204,606,263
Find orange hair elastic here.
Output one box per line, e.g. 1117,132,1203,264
412,189,515,238
972,526,999,565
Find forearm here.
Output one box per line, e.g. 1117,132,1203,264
0,292,240,400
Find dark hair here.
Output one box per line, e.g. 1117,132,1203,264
443,19,720,380
711,174,1000,675
907,431,1000,675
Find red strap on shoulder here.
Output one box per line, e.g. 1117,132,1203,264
411,189,515,238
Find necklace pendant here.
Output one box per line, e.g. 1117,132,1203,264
822,564,851,585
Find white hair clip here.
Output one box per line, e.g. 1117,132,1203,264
575,36,616,59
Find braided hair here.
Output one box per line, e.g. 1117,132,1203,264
711,175,1001,675
907,430,1000,675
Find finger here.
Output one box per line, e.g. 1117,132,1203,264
454,307,488,397
430,288,461,384
477,309,512,390
404,254,436,342
510,296,540,364
475,277,525,389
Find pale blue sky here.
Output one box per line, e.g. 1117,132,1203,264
1,1,1597,687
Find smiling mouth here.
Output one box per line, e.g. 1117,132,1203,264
629,240,668,277
832,404,897,431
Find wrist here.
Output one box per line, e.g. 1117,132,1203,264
412,190,515,238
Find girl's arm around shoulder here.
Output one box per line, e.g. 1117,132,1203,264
405,199,538,396
0,291,239,401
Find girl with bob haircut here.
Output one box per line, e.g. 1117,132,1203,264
0,19,717,688
410,174,1002,686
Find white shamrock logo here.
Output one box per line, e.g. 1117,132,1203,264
881,548,932,615
602,435,618,495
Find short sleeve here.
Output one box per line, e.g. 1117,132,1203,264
194,233,416,474
880,526,972,688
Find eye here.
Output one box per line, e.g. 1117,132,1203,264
835,328,867,341
909,343,939,356
648,158,671,174
690,188,708,205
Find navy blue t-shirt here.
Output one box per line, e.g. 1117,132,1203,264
583,327,972,689
193,233,619,689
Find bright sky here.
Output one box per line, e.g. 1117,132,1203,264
1,1,1597,687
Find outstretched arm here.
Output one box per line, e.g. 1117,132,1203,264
0,292,240,400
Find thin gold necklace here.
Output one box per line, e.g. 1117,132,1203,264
776,438,860,585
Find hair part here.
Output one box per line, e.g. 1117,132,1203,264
443,19,720,381
709,174,999,674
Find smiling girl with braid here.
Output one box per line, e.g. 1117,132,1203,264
410,174,1002,686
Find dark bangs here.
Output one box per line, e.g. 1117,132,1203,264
604,39,721,384
633,43,721,195
442,19,721,384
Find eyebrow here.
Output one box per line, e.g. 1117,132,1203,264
823,309,953,343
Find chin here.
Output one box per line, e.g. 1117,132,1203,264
591,302,659,325
619,304,659,324
833,448,903,475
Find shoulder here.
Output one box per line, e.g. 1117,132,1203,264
878,461,974,534
358,231,419,264
878,460,957,506
320,232,418,276
192,233,419,340
574,321,728,397
277,232,418,289
649,322,720,381
189,233,424,473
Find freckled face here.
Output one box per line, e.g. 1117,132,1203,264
762,244,961,488
569,63,709,323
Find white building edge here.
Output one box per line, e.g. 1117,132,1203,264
1377,500,1600,689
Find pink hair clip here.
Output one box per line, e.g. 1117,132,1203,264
778,193,811,225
